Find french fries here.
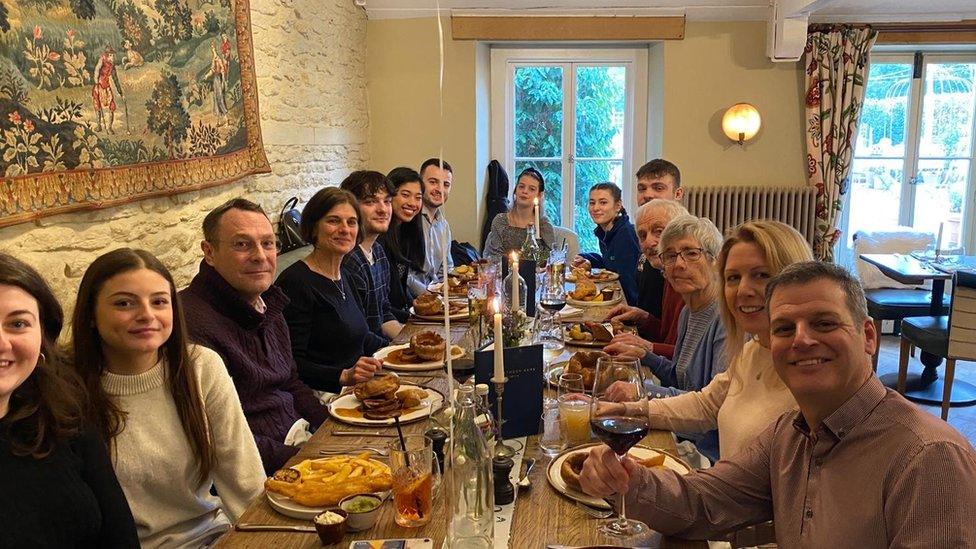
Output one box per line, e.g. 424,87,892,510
265,452,394,507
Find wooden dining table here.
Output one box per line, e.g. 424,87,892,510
216,284,710,548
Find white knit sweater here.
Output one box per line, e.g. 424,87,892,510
101,345,265,548
646,338,797,459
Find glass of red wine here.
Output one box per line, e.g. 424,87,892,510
588,355,649,538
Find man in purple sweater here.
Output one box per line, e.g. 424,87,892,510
180,198,327,475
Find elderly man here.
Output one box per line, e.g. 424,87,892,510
606,199,688,360
581,261,976,547
407,158,454,298
181,198,327,475
633,160,683,319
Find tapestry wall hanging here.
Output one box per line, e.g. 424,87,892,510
0,0,270,227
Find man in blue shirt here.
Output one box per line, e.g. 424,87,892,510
407,158,454,298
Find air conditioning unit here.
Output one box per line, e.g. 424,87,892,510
767,3,809,62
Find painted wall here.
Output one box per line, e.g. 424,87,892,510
0,0,369,306
367,19,808,247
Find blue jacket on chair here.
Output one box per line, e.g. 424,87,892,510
580,211,641,305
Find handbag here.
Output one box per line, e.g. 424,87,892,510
277,197,306,253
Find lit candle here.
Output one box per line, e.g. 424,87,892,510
936,222,944,257
442,224,453,384
510,251,519,311
492,297,504,382
533,197,540,231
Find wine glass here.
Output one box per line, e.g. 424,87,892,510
589,356,649,538
537,269,567,350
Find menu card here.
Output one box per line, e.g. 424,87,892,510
474,343,543,439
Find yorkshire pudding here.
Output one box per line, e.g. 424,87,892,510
566,350,609,389
560,452,587,492
412,293,442,316
410,330,446,361
353,373,400,401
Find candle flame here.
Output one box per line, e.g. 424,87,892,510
533,197,538,206
492,297,500,313
511,251,518,262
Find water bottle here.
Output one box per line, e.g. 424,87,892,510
474,383,496,452
447,384,495,548
521,222,541,262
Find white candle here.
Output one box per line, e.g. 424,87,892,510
492,297,504,382
533,197,540,231
442,224,453,385
936,222,944,256
510,251,519,311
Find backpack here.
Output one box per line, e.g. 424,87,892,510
277,197,306,254
451,240,480,266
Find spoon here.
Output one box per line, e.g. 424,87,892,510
516,458,536,489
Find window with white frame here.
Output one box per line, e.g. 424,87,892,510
490,48,648,253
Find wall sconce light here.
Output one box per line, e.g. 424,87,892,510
722,103,762,145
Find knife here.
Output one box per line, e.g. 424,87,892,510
332,430,399,437
236,524,316,533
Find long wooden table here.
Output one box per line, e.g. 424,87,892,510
216,295,708,548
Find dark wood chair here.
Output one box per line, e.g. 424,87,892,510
898,271,976,420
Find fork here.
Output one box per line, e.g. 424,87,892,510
575,501,614,519
319,447,389,456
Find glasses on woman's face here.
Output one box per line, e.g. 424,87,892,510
659,247,706,267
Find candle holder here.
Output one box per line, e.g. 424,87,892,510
490,376,518,458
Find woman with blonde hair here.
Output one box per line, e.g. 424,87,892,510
644,220,814,459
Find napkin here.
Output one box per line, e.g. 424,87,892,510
284,418,313,447
558,305,584,319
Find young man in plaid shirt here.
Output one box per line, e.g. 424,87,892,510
340,171,404,341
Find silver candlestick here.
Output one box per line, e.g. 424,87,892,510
491,376,518,458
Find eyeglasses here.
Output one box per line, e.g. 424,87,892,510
219,238,281,254
659,248,707,266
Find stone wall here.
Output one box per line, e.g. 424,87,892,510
0,0,368,308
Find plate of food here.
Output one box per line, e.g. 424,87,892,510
547,443,691,510
374,331,466,372
449,263,480,282
265,453,392,519
410,293,469,320
563,322,614,347
565,268,619,283
328,374,444,426
546,350,609,392
567,274,622,307
427,277,468,298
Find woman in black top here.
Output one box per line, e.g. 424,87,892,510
277,187,386,393
379,167,426,321
0,254,138,548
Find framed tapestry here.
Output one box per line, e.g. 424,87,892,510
0,0,270,227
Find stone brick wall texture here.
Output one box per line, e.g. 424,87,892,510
0,0,368,310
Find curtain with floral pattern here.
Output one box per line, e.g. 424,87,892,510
804,25,877,261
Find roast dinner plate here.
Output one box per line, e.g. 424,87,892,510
562,323,614,348
374,342,465,371
327,382,445,426
546,443,691,510
409,304,469,321
565,269,620,283
566,291,622,308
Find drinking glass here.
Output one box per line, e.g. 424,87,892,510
589,356,649,538
536,268,567,350
467,280,488,346
557,373,591,446
538,400,567,458
388,434,434,528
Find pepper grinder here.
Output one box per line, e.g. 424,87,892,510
492,455,515,505
425,428,448,474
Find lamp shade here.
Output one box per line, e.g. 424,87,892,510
722,103,762,144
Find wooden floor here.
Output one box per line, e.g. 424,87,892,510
876,335,976,444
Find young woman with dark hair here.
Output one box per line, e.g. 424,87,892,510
0,253,139,548
484,167,556,257
573,182,641,305
70,248,263,548
380,167,426,320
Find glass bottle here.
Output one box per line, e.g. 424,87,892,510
502,269,527,312
521,222,542,262
447,384,495,548
474,383,496,452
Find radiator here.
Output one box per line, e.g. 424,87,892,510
683,186,818,246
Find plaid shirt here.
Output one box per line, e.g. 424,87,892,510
341,241,395,343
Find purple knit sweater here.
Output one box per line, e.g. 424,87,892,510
179,261,328,475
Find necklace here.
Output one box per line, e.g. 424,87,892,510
308,252,345,300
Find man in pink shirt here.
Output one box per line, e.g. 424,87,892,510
581,261,976,547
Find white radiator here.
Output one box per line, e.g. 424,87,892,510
683,186,818,246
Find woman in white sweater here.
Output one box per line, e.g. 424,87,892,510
69,248,264,548
646,220,813,458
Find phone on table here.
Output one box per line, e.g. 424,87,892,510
348,539,434,549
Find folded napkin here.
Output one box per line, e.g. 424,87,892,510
558,305,584,318
284,418,313,447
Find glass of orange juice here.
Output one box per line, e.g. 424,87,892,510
388,435,433,527
557,373,591,446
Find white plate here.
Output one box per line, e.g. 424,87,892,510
566,291,622,308
328,383,444,426
546,443,691,510
409,305,469,321
562,324,613,348
427,280,468,297
565,269,620,283
374,343,465,371
266,456,391,519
